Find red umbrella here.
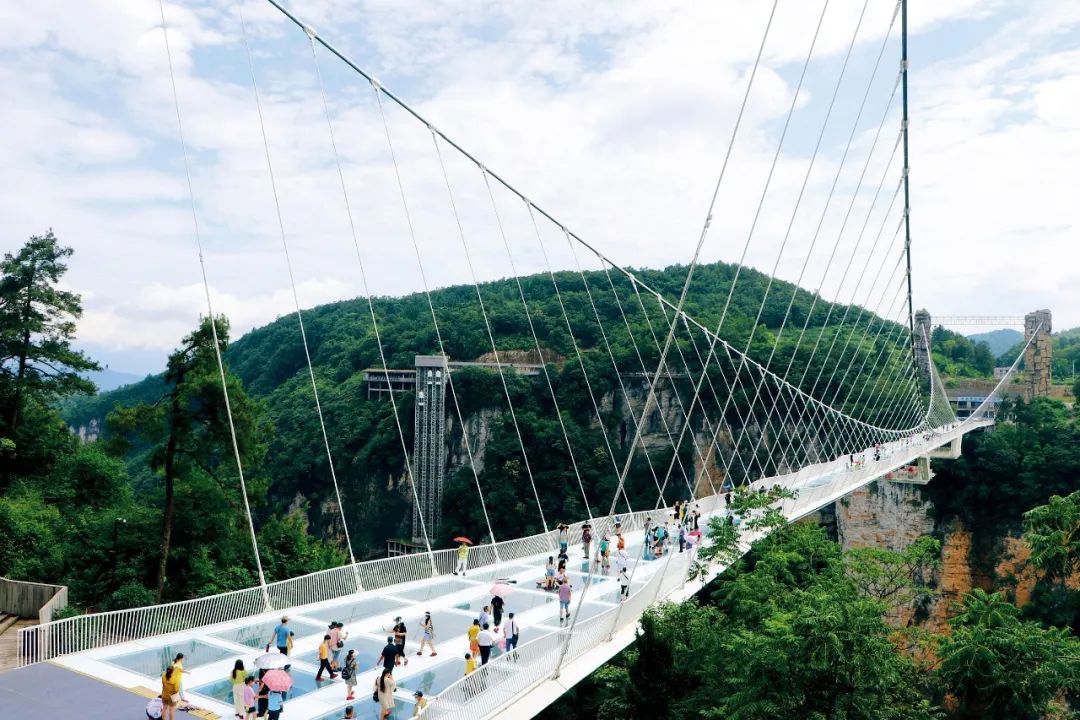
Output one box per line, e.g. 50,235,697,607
453,536,473,545
688,530,703,538
261,669,293,692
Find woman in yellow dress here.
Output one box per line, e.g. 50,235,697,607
160,666,181,720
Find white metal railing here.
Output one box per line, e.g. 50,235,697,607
16,421,984,669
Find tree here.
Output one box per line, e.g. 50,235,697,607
1023,490,1080,584
936,589,1080,720
108,316,265,602
0,231,99,436
845,536,940,608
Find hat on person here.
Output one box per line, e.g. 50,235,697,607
414,690,424,698
394,616,402,622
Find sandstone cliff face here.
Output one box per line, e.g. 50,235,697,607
833,477,1047,632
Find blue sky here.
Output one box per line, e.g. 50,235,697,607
1,0,1077,375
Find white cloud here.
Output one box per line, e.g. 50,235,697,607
1,0,1077,376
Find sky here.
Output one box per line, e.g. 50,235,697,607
1,0,1077,376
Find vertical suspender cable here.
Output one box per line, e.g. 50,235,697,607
235,4,365,581
303,31,436,579
156,0,269,608
901,0,917,373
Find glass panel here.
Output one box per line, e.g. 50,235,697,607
311,697,417,720
104,639,237,678
193,667,325,702
209,617,324,650
451,589,558,614
386,579,480,603
305,596,403,625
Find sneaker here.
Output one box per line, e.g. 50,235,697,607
416,651,423,656
430,652,438,657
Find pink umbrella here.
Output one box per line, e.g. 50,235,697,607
688,530,703,538
490,582,513,597
261,669,294,692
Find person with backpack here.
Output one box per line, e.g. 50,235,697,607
342,648,358,701
581,523,593,558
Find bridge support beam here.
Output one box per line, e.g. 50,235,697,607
927,436,961,460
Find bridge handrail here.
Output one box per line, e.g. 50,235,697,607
15,423,977,668
14,501,686,666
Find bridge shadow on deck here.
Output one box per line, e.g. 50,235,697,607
0,662,155,718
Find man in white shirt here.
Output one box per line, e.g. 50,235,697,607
502,612,520,654
477,623,495,665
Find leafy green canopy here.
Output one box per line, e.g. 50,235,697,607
0,234,345,607
545,524,941,720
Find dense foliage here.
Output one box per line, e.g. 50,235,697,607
0,235,342,608
931,326,995,378
542,517,1079,720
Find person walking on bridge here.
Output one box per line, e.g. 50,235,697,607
581,522,593,559
316,634,338,681
558,579,573,624
342,649,358,701
454,541,469,576
477,622,495,665
270,617,293,656
417,611,437,657
491,593,505,629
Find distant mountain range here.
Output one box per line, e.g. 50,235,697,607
966,328,1023,357
83,368,146,393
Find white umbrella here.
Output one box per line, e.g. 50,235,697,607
255,650,289,670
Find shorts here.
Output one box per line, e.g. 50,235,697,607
545,569,555,577
395,643,406,656
559,601,570,611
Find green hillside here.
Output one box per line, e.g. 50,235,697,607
64,260,916,557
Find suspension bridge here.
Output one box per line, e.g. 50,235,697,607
0,0,1047,718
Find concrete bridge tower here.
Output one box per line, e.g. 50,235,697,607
1024,309,1052,398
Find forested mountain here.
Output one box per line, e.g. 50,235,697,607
967,328,1022,356
63,260,916,559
